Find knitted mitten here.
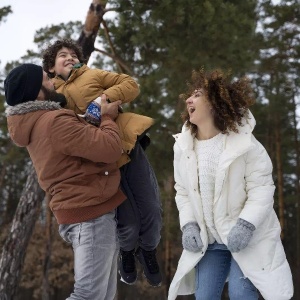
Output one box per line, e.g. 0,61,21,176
182,222,203,252
84,101,101,126
227,218,255,253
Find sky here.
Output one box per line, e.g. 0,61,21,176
0,0,90,67
0,0,281,69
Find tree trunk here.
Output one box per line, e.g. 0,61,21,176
77,0,108,63
291,93,300,300
163,176,175,298
274,116,285,239
42,196,53,300
0,164,44,300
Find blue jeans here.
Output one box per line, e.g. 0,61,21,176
195,243,258,300
59,211,118,300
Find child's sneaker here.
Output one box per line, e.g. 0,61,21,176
136,247,162,287
119,249,137,285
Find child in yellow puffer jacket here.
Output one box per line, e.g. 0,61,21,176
42,39,162,287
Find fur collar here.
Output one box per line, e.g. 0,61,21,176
5,101,62,117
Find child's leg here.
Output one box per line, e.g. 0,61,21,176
117,167,141,251
119,142,162,286
122,142,162,251
117,142,162,250
125,143,162,251
117,163,141,285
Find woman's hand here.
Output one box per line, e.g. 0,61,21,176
182,222,203,252
227,218,255,252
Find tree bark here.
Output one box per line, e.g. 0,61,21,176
0,164,44,300
274,116,285,239
42,196,53,300
77,0,108,63
163,176,174,298
291,92,300,300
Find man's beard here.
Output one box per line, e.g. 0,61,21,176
41,86,67,108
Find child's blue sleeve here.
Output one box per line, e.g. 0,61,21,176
84,102,101,126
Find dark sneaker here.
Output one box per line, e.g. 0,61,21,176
119,249,137,285
136,247,162,287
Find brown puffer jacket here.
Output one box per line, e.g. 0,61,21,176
6,101,126,224
53,64,154,167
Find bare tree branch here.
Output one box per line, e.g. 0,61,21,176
94,47,134,75
101,18,124,73
103,7,119,13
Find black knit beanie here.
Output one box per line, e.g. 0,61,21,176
4,64,43,106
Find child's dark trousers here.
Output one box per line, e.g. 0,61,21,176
117,143,162,251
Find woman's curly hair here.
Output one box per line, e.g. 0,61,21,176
181,69,256,135
42,39,84,78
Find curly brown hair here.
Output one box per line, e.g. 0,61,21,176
42,39,84,78
181,69,256,135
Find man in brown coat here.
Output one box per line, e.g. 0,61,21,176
42,40,163,286
4,63,125,300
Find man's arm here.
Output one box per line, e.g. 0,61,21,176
50,100,123,163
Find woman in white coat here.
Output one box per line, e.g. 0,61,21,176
168,69,293,300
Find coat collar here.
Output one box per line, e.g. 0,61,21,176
5,100,62,116
53,64,89,89
173,110,256,168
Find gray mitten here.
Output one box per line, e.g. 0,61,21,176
227,218,255,253
182,222,203,253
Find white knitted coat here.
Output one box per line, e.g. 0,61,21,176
168,111,293,300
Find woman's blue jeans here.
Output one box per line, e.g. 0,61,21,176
195,243,258,300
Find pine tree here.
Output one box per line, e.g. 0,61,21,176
3,0,299,296
253,0,300,297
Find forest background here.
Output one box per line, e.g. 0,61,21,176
0,0,299,299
